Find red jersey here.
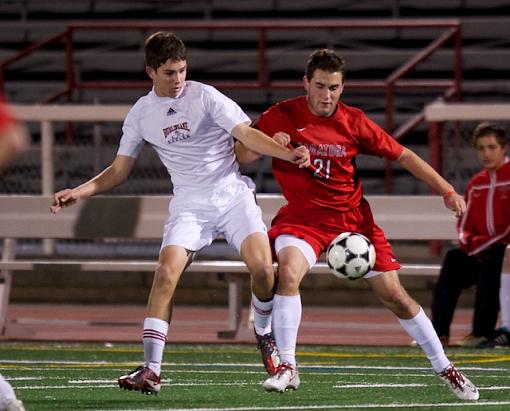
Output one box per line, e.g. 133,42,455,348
458,159,510,255
255,96,403,213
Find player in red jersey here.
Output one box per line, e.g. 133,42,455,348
236,49,479,400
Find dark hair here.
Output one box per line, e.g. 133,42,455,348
144,31,186,70
305,49,345,81
473,122,508,147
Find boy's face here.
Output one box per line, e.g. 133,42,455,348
475,134,508,171
303,69,344,117
146,59,187,98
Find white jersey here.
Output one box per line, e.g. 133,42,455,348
118,81,251,196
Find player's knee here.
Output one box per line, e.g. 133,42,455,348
276,264,300,292
154,263,180,290
380,287,415,316
247,258,274,283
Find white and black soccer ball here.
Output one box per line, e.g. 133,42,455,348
326,232,376,280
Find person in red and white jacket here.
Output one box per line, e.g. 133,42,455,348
432,122,510,348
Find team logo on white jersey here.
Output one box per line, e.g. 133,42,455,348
163,122,191,144
166,107,177,116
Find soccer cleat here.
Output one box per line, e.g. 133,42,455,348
255,330,280,375
118,365,161,394
262,362,300,393
477,327,510,348
438,364,479,401
4,398,26,411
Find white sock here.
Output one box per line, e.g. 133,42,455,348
252,293,273,336
272,294,302,367
143,317,168,376
398,307,450,373
500,273,510,330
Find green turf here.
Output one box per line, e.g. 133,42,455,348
1,342,509,410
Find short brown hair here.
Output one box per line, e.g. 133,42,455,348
145,31,186,70
473,122,507,147
305,49,345,81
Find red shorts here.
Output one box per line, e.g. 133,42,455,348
268,198,400,272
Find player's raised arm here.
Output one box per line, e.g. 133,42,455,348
50,155,136,214
396,147,466,217
232,123,310,168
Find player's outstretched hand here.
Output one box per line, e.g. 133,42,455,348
443,191,466,218
273,132,291,147
290,145,310,168
50,188,80,214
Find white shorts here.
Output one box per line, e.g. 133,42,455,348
161,178,267,253
274,235,317,268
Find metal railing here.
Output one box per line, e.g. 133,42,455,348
1,19,463,192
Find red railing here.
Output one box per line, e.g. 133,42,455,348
0,19,462,191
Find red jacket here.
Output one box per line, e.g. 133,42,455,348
458,159,510,255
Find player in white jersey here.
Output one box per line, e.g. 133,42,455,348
50,31,310,395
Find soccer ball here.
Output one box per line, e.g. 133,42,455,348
326,232,376,280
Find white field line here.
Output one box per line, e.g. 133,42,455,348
5,376,66,381
91,401,510,410
334,383,510,390
14,382,510,392
10,377,510,392
4,369,510,380
9,375,510,389
1,360,510,373
334,383,427,388
18,384,116,390
479,386,510,390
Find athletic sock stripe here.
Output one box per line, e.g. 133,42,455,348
143,330,166,339
143,329,167,342
143,328,166,336
252,302,272,316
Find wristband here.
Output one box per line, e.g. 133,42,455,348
442,190,457,199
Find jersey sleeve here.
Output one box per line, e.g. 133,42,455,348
117,107,145,158
357,113,403,160
202,85,251,134
254,105,281,136
457,175,495,255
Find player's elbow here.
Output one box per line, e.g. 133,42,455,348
237,151,262,165
235,141,262,165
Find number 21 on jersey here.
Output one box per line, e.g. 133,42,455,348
313,158,331,179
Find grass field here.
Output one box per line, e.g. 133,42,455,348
1,342,509,410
